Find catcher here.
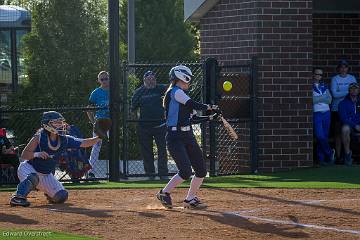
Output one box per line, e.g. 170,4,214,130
9,111,101,207
86,71,112,178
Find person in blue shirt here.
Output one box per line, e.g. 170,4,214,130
9,111,101,207
131,71,168,179
312,67,334,166
338,82,360,166
86,71,110,178
156,65,218,209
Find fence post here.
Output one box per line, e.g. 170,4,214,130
204,58,219,176
11,30,18,92
250,56,258,174
108,0,120,181
121,62,128,178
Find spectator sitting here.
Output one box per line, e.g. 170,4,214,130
0,128,19,167
330,60,357,162
312,68,334,166
338,82,360,166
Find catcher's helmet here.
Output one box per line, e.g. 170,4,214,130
41,111,67,135
169,65,193,83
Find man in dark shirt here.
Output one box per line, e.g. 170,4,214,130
131,71,168,179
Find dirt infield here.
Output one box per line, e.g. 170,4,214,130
1,188,360,240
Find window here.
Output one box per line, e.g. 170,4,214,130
16,29,27,84
0,30,11,84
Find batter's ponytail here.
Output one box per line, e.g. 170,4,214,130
162,80,177,108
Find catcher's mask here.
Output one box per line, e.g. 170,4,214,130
41,111,67,135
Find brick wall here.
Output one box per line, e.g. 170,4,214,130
200,0,314,172
313,13,360,82
200,0,260,64
256,1,313,172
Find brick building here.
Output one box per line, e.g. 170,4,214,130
185,0,360,172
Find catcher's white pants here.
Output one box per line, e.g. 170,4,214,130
17,161,64,198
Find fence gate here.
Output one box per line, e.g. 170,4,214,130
205,57,258,176
121,62,204,178
121,58,258,178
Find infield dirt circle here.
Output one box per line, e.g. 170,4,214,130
1,188,359,239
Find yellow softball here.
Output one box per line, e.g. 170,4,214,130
223,81,232,92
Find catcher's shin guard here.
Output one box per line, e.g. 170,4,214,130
15,173,39,198
156,190,172,209
45,190,68,204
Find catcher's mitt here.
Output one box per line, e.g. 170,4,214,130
93,118,112,140
57,150,92,180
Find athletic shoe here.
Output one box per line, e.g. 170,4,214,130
159,175,170,180
329,149,336,165
183,197,207,209
148,176,156,181
344,151,353,166
319,161,328,167
156,190,172,209
87,172,96,178
10,195,30,207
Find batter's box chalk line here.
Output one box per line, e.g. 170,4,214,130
145,204,184,210
228,211,360,235
295,198,360,205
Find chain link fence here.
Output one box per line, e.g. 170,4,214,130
122,62,205,178
212,61,257,175
217,70,250,174
0,59,257,184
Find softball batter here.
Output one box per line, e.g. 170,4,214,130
10,111,101,207
156,65,218,209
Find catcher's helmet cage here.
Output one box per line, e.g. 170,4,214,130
169,65,193,83
41,111,67,135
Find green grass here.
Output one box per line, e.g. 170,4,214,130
0,230,97,240
1,165,359,191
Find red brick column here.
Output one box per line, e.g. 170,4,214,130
255,1,313,171
200,0,314,172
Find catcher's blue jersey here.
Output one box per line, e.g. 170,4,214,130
89,87,110,119
28,129,82,174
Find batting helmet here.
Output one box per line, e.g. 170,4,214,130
169,65,193,83
41,111,67,135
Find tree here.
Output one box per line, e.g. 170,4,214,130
11,0,108,106
120,0,199,62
